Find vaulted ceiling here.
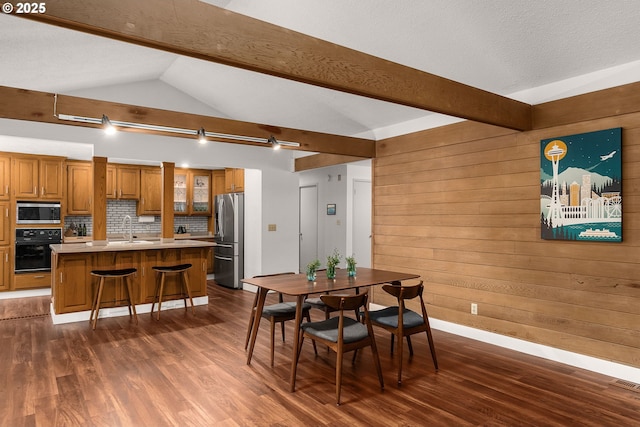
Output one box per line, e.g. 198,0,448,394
1,0,640,145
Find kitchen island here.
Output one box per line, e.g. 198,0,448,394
50,239,216,324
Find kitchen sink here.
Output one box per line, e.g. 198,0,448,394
107,240,153,245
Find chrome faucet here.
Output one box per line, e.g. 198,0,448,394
122,215,133,242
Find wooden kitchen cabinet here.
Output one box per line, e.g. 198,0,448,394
138,167,162,215
66,161,92,215
0,155,10,200
174,169,211,215
0,202,9,246
53,253,94,313
106,164,140,200
12,155,64,199
0,247,10,291
224,168,244,193
212,170,225,196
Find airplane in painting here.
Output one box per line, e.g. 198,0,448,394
600,151,617,161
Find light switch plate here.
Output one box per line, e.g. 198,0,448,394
268,224,277,231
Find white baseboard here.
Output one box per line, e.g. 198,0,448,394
50,296,209,325
370,302,640,383
0,288,51,300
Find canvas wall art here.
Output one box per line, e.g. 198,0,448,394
540,128,622,241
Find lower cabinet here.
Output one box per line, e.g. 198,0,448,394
53,253,94,314
0,247,10,291
52,247,210,314
14,272,50,290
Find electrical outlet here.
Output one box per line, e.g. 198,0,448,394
471,303,478,315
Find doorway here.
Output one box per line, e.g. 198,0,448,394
352,180,372,268
299,185,319,273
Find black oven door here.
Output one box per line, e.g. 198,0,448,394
15,242,52,273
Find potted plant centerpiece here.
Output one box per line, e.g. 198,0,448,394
326,249,341,279
306,259,320,281
346,254,357,277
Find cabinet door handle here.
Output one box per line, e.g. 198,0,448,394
4,208,7,217
33,186,37,195
41,186,45,195
4,253,7,262
4,185,7,195
33,275,45,279
60,272,63,283
119,189,122,197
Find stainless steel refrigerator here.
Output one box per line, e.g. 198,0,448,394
214,193,244,289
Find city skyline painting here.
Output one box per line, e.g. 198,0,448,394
540,128,622,242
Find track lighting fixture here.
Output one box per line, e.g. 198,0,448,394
53,96,300,148
197,127,207,144
102,114,116,135
268,135,281,150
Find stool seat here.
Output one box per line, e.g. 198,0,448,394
151,263,194,320
151,264,192,273
89,268,138,330
91,268,138,277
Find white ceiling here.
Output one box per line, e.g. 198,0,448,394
1,0,640,140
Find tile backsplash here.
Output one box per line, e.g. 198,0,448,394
65,200,209,236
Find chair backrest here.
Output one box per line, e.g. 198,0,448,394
321,292,367,312
382,281,423,301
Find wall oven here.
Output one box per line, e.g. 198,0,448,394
15,228,62,273
16,202,61,224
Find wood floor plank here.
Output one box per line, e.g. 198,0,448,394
1,283,640,426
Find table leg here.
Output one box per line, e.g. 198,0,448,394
246,287,268,365
289,294,306,392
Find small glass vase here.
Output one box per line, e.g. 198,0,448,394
326,265,336,279
347,265,356,277
306,270,316,281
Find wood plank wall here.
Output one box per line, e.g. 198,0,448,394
373,81,640,369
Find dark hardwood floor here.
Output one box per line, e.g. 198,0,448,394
1,282,640,426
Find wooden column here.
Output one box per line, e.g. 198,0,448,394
161,162,175,242
92,156,108,245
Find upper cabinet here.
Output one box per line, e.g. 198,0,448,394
66,161,92,215
212,170,225,196
12,155,63,199
224,168,244,193
174,169,211,216
107,164,140,200
0,155,10,200
138,167,162,215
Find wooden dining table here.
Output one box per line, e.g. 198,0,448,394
243,267,420,392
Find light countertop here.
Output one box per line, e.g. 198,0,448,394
51,239,216,254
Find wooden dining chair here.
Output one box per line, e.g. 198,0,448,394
368,280,438,385
297,292,384,405
244,272,315,366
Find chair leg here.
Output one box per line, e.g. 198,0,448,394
270,319,276,367
406,335,414,356
336,347,344,406
90,277,105,330
123,275,138,325
390,333,395,355
156,273,166,321
151,272,161,318
397,332,404,386
182,270,195,315
424,322,439,371
305,312,317,355
280,321,286,342
370,338,385,392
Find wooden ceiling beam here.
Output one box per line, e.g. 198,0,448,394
0,85,375,158
21,0,532,131
295,154,368,172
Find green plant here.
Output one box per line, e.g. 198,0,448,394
306,259,321,274
326,249,341,268
346,255,356,269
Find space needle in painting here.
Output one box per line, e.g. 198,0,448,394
544,140,567,226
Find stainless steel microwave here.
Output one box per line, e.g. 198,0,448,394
16,202,61,224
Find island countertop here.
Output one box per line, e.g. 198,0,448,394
51,239,216,254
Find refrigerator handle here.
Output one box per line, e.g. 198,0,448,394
215,255,234,262
216,197,224,239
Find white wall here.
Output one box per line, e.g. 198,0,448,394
345,162,372,257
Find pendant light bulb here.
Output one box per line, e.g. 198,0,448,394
102,115,116,135
197,127,207,144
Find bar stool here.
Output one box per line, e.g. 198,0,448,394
150,263,194,320
89,268,138,330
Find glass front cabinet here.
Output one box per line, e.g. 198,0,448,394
174,169,211,216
